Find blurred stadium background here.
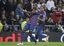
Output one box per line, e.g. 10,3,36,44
0,0,64,46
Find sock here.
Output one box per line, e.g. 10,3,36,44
30,35,36,42
21,32,25,43
36,35,38,39
38,34,47,38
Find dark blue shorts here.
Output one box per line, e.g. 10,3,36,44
24,23,35,32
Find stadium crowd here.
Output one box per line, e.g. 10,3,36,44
0,0,64,32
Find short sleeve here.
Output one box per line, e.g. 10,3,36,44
42,12,46,18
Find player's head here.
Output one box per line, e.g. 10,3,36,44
33,3,38,9
40,6,44,12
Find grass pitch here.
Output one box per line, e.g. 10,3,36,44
0,42,64,46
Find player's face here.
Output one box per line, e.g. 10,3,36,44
40,7,44,12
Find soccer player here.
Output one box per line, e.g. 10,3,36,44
36,6,49,42
17,3,39,45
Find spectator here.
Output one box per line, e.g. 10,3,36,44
14,15,21,31
20,0,23,3
6,15,11,25
15,15,21,25
62,5,64,13
0,0,2,10
0,20,3,32
46,7,55,25
53,0,57,4
34,0,39,3
5,0,13,13
23,0,32,11
4,0,9,12
13,0,18,11
58,23,64,33
11,11,16,24
52,23,62,32
51,9,62,23
30,0,34,9
0,0,6,10
62,5,64,24
62,0,64,4
46,0,55,11
9,11,16,32
38,0,46,8
3,19,9,32
58,0,62,8
15,4,25,18
55,4,59,11
1,9,6,24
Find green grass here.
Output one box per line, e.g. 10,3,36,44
0,42,64,46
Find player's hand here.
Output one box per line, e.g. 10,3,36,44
23,10,27,12
32,9,36,13
39,14,42,16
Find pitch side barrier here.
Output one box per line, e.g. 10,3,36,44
0,32,64,42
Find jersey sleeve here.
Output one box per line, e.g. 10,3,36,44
36,10,40,15
42,12,46,18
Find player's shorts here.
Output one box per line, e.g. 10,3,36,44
36,26,47,37
36,27,43,34
24,23,35,32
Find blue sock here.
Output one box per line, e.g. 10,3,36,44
30,35,36,42
36,35,38,39
38,34,47,38
21,32,25,43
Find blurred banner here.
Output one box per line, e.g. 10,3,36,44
0,32,64,42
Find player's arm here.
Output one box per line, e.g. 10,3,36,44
25,9,37,17
38,17,45,22
38,14,46,22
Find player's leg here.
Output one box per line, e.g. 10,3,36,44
29,25,37,44
29,32,36,42
35,35,39,42
34,27,39,42
36,27,49,42
17,23,29,45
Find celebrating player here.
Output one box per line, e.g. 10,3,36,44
36,6,49,42
17,3,39,45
